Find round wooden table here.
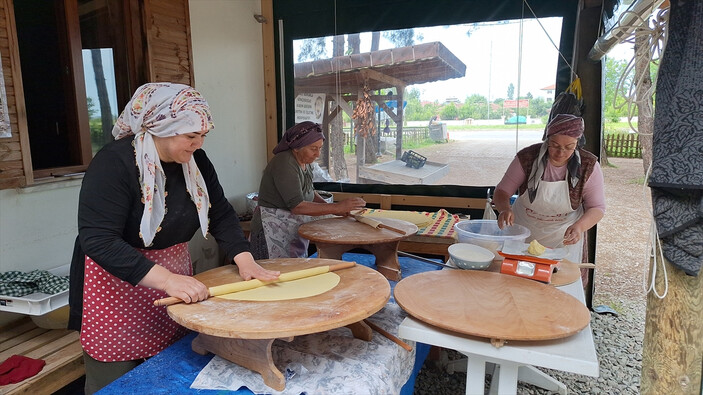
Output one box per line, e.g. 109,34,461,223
167,258,390,391
394,270,590,346
298,216,418,281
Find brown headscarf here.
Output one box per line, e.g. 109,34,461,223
526,114,585,203
546,114,584,139
272,122,325,154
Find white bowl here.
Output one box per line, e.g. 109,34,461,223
453,220,530,261
448,243,494,270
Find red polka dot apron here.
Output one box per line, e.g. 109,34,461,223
80,243,191,362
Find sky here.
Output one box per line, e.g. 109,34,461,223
294,18,635,103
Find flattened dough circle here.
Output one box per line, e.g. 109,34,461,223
216,272,341,301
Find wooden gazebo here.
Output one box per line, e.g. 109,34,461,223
293,41,466,175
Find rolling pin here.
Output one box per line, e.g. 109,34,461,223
351,214,406,235
154,261,356,306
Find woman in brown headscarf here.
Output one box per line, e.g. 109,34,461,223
250,121,366,259
493,114,606,266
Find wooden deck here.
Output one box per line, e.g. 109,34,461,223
0,318,83,394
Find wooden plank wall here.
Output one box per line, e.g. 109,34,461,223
144,0,193,85
0,0,30,188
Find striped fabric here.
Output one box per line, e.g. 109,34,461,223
361,209,461,238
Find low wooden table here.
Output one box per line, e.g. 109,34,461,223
298,217,418,281
166,258,390,391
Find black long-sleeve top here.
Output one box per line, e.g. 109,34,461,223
68,136,249,330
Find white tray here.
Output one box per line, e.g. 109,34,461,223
0,264,70,316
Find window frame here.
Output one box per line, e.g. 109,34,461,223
8,0,147,182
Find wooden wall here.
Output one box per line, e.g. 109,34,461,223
0,0,30,189
144,0,193,84
0,0,193,189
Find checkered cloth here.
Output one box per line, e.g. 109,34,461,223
415,209,461,238
0,270,69,297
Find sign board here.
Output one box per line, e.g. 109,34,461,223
294,93,325,123
503,99,529,108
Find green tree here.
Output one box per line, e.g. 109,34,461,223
297,37,327,62
440,103,458,120
383,29,422,47
604,57,631,122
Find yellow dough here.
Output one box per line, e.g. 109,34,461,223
217,272,340,301
527,239,547,256
356,209,434,228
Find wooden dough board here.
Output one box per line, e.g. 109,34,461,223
167,258,390,339
298,216,418,244
394,270,590,342
484,258,582,286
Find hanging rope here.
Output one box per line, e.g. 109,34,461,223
522,0,578,81
643,161,668,298
612,5,669,134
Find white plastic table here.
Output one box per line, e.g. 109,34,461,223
397,279,599,394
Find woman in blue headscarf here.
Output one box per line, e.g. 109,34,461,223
250,121,366,259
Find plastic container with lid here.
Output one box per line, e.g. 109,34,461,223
453,220,530,261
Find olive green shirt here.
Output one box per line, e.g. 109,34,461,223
251,150,314,234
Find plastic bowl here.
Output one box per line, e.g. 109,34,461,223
448,243,494,270
453,220,530,261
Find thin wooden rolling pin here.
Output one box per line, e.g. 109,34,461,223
154,261,356,306
352,214,406,235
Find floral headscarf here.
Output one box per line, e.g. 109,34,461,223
112,83,214,247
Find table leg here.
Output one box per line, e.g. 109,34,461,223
465,357,487,395
488,361,519,395
365,241,401,281
191,333,293,391
313,242,349,260
516,365,567,394
345,320,372,341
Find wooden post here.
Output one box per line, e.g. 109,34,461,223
641,257,703,394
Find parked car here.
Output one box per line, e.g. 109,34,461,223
504,115,527,124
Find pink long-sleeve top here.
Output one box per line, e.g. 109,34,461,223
496,156,606,213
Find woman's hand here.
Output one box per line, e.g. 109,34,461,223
161,273,210,303
563,224,583,245
234,251,280,281
336,197,366,216
140,264,209,304
497,208,514,229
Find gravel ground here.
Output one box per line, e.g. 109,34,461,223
407,153,650,394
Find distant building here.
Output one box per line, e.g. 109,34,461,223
540,84,555,101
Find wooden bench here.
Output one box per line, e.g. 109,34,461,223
0,318,84,394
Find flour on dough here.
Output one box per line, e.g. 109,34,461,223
216,272,341,301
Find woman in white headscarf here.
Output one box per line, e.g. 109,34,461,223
68,83,279,394
493,114,606,267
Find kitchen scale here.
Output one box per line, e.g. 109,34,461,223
497,251,559,283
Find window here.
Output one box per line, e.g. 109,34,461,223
275,0,579,188
291,20,564,187
12,0,140,179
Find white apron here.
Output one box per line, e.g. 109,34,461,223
259,207,332,259
512,174,584,264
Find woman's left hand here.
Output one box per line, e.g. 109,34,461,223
563,224,582,245
234,251,280,281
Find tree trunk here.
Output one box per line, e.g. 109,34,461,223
329,35,348,180
635,29,654,174
371,32,380,51
91,49,113,146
